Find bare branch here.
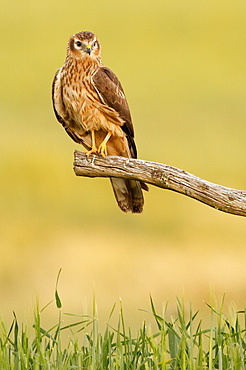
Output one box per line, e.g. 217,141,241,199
73,150,246,217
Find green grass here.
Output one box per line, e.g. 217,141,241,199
1,291,246,369
1,0,246,325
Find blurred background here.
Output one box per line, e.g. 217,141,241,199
1,0,246,330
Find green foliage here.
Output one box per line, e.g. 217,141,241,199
0,295,245,369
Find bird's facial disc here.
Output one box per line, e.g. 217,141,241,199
72,37,100,56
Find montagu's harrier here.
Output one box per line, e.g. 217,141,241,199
52,31,148,213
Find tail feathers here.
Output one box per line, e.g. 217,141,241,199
140,181,149,192
110,178,144,213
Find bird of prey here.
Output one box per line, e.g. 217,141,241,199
52,31,148,213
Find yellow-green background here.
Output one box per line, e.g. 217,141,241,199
1,0,246,327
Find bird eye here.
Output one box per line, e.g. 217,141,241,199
92,41,97,48
75,41,82,47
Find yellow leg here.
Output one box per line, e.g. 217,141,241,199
98,131,112,157
86,129,98,156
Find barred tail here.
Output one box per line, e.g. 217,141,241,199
110,178,145,213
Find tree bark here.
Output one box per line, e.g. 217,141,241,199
73,150,246,217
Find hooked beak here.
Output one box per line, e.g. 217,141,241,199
86,44,91,55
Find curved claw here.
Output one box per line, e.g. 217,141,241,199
98,142,108,157
86,147,98,156
98,131,112,157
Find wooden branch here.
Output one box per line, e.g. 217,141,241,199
73,150,246,217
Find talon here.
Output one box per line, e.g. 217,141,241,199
98,131,112,157
86,147,98,156
98,143,108,157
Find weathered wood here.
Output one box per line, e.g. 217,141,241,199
73,150,246,217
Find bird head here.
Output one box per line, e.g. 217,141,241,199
67,31,101,60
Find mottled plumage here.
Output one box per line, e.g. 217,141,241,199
52,31,148,213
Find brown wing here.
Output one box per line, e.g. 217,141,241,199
52,70,65,125
52,69,90,147
92,67,137,158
